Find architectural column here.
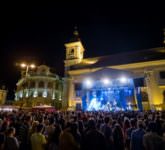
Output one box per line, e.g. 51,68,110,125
44,81,48,89
62,77,75,110
33,80,38,97
134,87,143,111
144,70,163,110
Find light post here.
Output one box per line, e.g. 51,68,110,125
20,63,36,77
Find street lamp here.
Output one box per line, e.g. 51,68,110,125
20,63,36,76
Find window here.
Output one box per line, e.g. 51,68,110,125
160,71,165,79
69,49,74,55
68,49,75,58
39,81,44,88
30,81,35,88
48,82,53,88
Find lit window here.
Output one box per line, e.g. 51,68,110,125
33,90,38,97
15,93,18,100
20,91,23,98
59,93,62,101
52,92,55,100
42,90,47,98
26,91,29,98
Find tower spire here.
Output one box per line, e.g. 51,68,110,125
73,26,79,36
70,26,80,42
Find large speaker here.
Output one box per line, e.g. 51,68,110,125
133,78,144,87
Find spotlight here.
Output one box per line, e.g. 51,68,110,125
84,78,93,88
102,78,110,85
119,76,128,83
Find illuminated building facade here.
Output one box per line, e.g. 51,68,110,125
15,65,63,108
0,86,7,105
63,30,165,111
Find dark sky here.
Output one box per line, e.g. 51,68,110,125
0,1,164,99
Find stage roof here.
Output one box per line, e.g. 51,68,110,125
73,67,134,82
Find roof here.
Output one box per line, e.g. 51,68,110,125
70,47,165,70
73,67,133,82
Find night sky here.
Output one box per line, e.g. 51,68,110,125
0,1,164,99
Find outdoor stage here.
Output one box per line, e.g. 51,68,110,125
73,68,138,111
81,78,135,111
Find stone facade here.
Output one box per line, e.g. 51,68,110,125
0,88,7,105
15,65,63,108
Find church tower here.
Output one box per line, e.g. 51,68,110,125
64,28,85,76
63,28,85,110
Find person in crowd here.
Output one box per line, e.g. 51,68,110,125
130,120,145,150
100,116,113,149
78,120,84,137
31,123,47,150
0,124,7,149
29,121,39,138
81,119,106,150
44,117,55,146
126,118,136,150
4,127,19,150
69,122,81,145
59,129,79,150
162,122,165,139
113,123,125,150
48,124,62,150
18,115,32,150
123,118,131,136
143,121,165,150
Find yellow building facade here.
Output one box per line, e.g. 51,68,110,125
0,88,7,105
15,65,63,108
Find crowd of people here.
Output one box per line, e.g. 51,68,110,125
0,109,165,150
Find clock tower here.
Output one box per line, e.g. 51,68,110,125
63,28,85,110
64,28,85,75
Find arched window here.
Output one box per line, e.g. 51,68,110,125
38,81,44,88
48,82,53,89
30,81,35,88
68,48,75,58
22,82,28,88
70,49,74,55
